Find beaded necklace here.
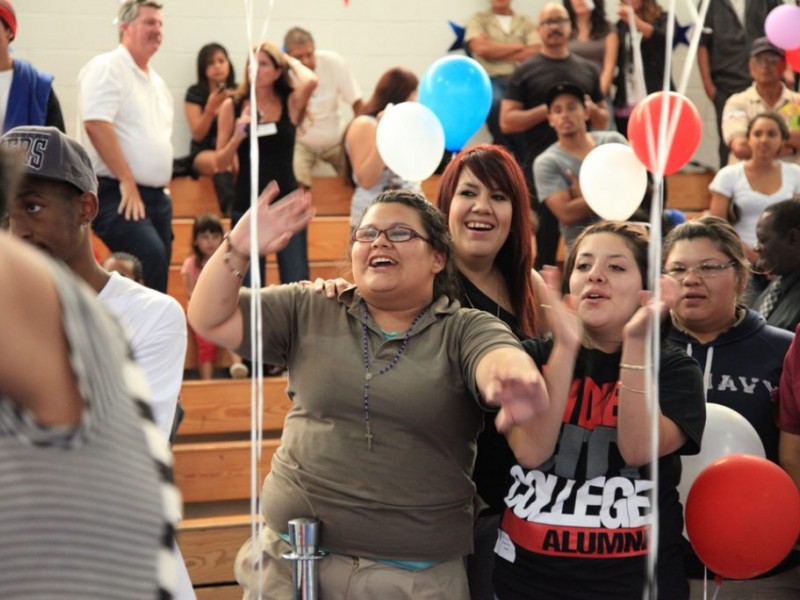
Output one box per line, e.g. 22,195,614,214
361,299,429,450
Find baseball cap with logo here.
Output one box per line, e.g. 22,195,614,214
0,126,98,195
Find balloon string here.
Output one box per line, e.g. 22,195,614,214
242,0,275,597
645,174,664,600
711,583,721,600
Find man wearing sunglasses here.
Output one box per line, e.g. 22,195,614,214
499,2,608,271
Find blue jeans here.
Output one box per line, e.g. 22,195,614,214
231,209,309,285
93,177,172,292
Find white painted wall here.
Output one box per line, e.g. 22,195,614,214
13,0,788,171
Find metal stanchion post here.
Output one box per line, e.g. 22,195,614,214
282,517,326,600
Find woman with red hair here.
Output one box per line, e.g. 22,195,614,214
436,143,548,600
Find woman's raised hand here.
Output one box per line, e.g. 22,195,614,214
540,266,581,352
623,274,679,341
229,181,315,256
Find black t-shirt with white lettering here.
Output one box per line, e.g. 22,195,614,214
494,341,705,600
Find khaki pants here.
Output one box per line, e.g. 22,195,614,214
293,141,345,189
235,525,470,600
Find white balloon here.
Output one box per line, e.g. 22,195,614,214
678,404,766,517
376,102,445,183
578,143,648,221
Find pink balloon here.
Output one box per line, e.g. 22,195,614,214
765,5,800,51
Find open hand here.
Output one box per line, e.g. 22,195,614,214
229,182,315,256
622,274,678,341
540,266,582,351
488,363,549,434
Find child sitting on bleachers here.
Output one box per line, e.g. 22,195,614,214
182,214,248,379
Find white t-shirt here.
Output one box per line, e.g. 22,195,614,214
297,49,361,149
709,161,800,247
494,14,514,35
78,45,174,187
98,272,187,436
97,275,194,600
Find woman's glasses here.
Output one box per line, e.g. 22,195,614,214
664,261,737,280
351,225,430,244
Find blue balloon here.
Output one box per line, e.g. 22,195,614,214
418,56,492,152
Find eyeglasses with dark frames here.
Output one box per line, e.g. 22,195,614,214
663,260,737,280
540,17,570,27
351,225,430,244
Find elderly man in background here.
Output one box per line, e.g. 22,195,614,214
697,0,784,168
78,0,173,293
722,37,800,166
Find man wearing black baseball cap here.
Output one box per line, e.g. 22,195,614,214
720,36,800,166
534,81,630,249
0,126,187,440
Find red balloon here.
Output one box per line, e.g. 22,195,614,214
788,48,800,73
685,454,800,580
627,92,702,176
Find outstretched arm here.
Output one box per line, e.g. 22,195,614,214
476,346,549,434
616,279,687,466
505,266,582,468
187,182,315,349
286,54,318,126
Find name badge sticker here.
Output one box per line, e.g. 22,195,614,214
257,122,278,137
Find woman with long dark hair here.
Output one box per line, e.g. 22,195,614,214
436,143,548,600
565,0,618,127
496,221,706,599
215,40,317,283
184,43,237,213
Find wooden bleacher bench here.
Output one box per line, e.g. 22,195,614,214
175,378,291,595
170,176,221,218
169,173,439,220
665,171,714,214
